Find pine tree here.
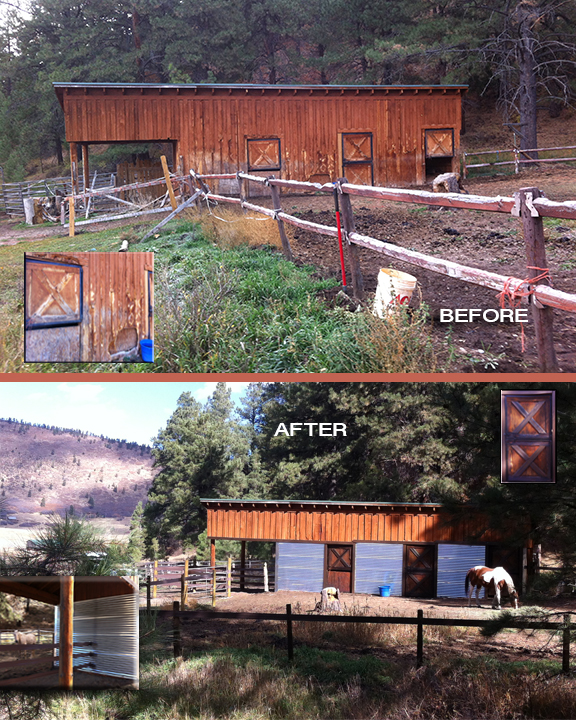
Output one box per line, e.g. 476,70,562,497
127,501,146,562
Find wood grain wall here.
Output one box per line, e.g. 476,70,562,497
204,502,516,545
56,85,465,186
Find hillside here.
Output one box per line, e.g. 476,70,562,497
0,419,155,522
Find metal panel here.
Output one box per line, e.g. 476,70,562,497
437,544,486,598
354,543,403,596
276,542,324,592
55,594,138,682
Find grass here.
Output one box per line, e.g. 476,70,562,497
1,208,447,373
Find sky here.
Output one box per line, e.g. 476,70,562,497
0,381,252,446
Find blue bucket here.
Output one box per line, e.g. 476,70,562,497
378,585,391,597
140,339,154,363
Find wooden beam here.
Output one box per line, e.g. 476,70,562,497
0,580,58,605
59,576,74,689
161,155,178,210
240,541,246,592
210,538,216,568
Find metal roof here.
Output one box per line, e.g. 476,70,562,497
53,81,467,91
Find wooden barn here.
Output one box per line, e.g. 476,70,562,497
24,252,154,362
53,82,467,188
0,576,139,689
202,500,532,599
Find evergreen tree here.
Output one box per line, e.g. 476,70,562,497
127,500,146,562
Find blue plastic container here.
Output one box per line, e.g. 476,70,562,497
378,585,391,597
140,339,154,363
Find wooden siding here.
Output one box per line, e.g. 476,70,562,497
204,502,515,545
25,252,153,362
55,84,465,187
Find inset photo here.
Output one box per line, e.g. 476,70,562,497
0,576,139,689
24,252,154,363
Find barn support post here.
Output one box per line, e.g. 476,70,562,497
70,142,79,195
336,178,364,300
153,560,158,599
182,558,189,608
264,562,269,592
81,144,89,199
563,614,571,675
519,187,559,372
416,609,424,668
267,177,294,261
286,604,294,661
212,566,217,607
173,600,182,658
59,575,74,689
68,197,75,238
210,538,216,567
240,541,246,592
227,556,232,597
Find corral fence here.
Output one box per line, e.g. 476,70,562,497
1,172,117,217
141,559,274,609
152,602,574,674
0,629,53,644
183,168,576,373
463,145,576,178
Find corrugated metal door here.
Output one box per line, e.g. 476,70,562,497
326,545,353,593
276,542,324,592
437,544,486,598
501,391,555,483
403,544,436,598
55,594,138,682
354,543,403,596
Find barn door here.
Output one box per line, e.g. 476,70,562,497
326,545,353,593
341,132,374,185
424,128,455,177
501,391,555,483
24,258,82,362
486,545,522,597
403,544,436,598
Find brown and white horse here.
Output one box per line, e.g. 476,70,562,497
465,566,519,610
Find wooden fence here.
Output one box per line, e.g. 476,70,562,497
0,639,95,685
186,169,576,373
142,559,273,608
154,603,574,674
463,145,576,177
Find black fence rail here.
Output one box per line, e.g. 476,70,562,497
151,603,574,674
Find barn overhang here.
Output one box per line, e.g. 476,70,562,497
201,499,526,546
0,576,138,605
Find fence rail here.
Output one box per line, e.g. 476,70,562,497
153,603,574,673
187,169,576,372
463,145,576,177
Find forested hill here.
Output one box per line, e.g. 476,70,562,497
1,1,575,180
143,382,576,564
0,419,154,519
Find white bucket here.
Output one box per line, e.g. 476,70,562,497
373,268,418,318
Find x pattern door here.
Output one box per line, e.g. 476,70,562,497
342,133,374,185
247,138,281,171
25,259,82,328
425,129,454,158
404,544,436,598
502,391,555,483
327,545,353,593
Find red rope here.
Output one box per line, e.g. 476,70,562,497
496,267,552,352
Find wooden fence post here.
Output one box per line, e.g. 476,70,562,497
519,188,559,372
336,178,364,300
146,577,151,614
237,171,247,214
182,558,189,608
59,576,74,689
264,562,269,593
68,198,75,238
563,613,571,675
212,565,217,608
173,600,182,658
153,560,158,600
161,155,178,211
267,177,294,261
227,556,232,597
416,609,424,668
286,604,294,661
240,541,246,592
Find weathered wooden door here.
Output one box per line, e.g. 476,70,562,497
341,132,374,185
425,129,454,159
403,544,436,598
501,391,555,483
326,545,353,593
24,258,82,362
486,545,523,597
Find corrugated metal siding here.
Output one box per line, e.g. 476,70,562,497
437,544,486,598
354,543,403,596
55,594,138,681
276,542,324,592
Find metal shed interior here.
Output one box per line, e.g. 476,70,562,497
54,82,467,188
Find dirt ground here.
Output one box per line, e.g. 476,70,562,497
283,166,576,373
175,590,576,665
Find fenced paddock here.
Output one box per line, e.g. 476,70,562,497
463,145,576,178
152,603,575,674
184,169,576,373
